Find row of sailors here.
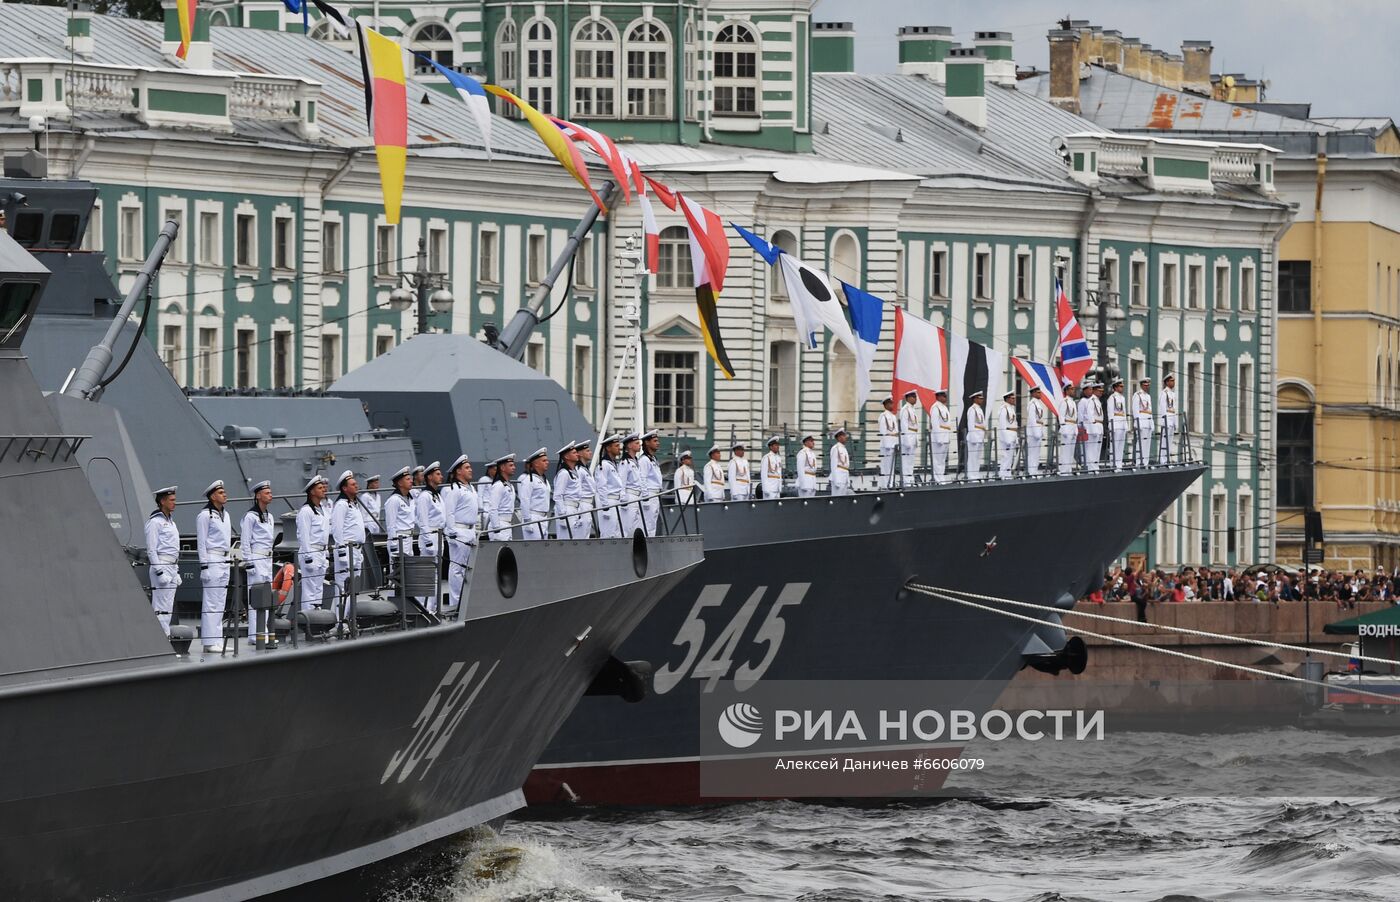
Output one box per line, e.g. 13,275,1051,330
680,428,857,502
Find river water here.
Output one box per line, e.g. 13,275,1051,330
386,728,1400,902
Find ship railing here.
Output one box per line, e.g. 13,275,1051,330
0,433,87,463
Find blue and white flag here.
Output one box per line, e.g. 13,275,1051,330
731,223,784,265
420,57,494,159
778,254,856,355
841,281,885,409
1012,357,1066,410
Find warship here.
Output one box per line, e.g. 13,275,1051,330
0,164,705,898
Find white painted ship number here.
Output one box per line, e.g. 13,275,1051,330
653,583,810,695
381,659,499,785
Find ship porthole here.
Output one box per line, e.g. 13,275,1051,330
868,497,884,526
496,546,518,598
632,530,649,578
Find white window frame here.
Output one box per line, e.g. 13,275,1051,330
1186,261,1204,310
374,328,396,358
1015,251,1032,303
234,323,257,389
428,224,449,276
571,338,593,415
321,217,342,275
1161,258,1179,308
478,225,499,284
160,318,184,383
162,205,186,265
624,18,671,119
929,246,948,299
375,223,397,279
974,250,992,301
572,17,618,118
196,204,221,268
652,347,701,427
411,21,455,71
683,19,699,121
234,207,257,270
769,230,798,299
82,199,103,252
272,327,294,389
495,19,520,116
523,17,556,115
1237,358,1254,436
656,225,692,291
576,233,594,289
1214,260,1231,312
1239,261,1256,313
1130,256,1147,308
195,322,220,389
272,212,295,272
119,200,142,263
713,22,759,117
1212,358,1228,434
319,330,341,387
526,230,547,285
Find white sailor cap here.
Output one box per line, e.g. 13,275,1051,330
935,388,948,397
525,447,549,463
577,438,594,449
731,441,746,451
623,431,641,443
304,474,328,492
557,441,578,456
1029,385,1042,394
423,461,442,476
336,469,356,489
154,485,177,499
767,435,781,446
365,474,381,484
679,448,693,460
1112,378,1124,387
1139,377,1151,385
449,454,470,472
602,434,623,446
883,395,895,404
492,453,516,467
391,466,413,482
640,429,660,441
1002,389,1015,399
708,443,723,455
969,389,985,399
204,479,225,497
249,479,272,493
412,465,426,475
1163,372,1176,382
904,390,918,398
833,427,849,438
802,433,817,443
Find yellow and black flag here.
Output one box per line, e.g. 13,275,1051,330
678,194,735,379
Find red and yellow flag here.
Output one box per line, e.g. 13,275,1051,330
486,85,607,213
356,24,408,224
175,0,197,60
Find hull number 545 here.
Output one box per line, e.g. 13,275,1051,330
653,583,810,695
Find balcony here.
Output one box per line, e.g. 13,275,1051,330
1062,132,1278,195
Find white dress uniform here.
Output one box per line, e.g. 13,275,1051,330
728,455,752,501
703,457,727,502
1131,387,1154,468
1107,389,1129,471
476,474,494,533
296,498,330,613
898,401,920,484
1082,391,1105,471
619,453,643,536
965,403,989,480
196,502,232,648
384,490,416,578
640,452,664,535
829,440,852,495
930,400,954,484
596,456,623,538
760,449,784,499
446,479,479,611
518,472,552,540
488,478,518,541
240,503,276,640
1158,385,1179,463
576,461,598,538
361,489,382,536
877,407,899,489
997,400,1019,479
554,465,583,538
330,493,368,614
1026,395,1049,476
673,460,697,506
144,507,181,635
796,444,819,497
1059,393,1080,475
413,484,447,610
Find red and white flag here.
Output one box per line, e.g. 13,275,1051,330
892,307,948,412
551,116,632,205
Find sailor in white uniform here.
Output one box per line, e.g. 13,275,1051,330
1132,377,1154,468
330,470,368,618
1059,384,1081,475
673,449,697,506
409,465,426,500
413,461,447,611
640,430,664,535
574,441,597,537
728,442,752,501
361,474,383,536
964,391,989,480
196,480,232,653
877,396,899,489
475,461,497,534
296,476,331,614
796,434,820,497
702,444,727,503
595,437,623,537
930,389,954,485
144,485,181,635
488,454,519,541
1026,386,1048,476
445,455,478,611
552,442,583,538
829,428,853,496
1158,372,1179,464
240,479,277,643
997,389,1019,479
383,466,416,582
619,433,644,536
760,436,784,499
898,390,921,485
518,448,552,540
1107,378,1129,471
1080,381,1104,472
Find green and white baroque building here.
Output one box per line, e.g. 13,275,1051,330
0,2,1291,568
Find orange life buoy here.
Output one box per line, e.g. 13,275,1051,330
272,563,295,603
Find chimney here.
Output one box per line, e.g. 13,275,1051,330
66,1,94,57
897,25,954,80
161,0,212,68
812,22,856,74
1147,49,1165,85
1163,53,1184,91
1068,19,1090,67
972,31,1015,87
1181,40,1213,95
1085,25,1104,64
1121,37,1143,79
943,47,986,129
1100,29,1122,70
1047,29,1081,114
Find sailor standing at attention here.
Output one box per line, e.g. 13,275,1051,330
476,460,497,535
796,434,819,497
619,433,644,536
574,441,597,537
1059,383,1080,475
728,442,752,500
413,462,446,611
196,480,232,653
145,485,181,635
488,454,519,541
997,390,1019,479
240,479,276,643
361,474,383,536
1107,378,1129,471
1026,386,1048,476
640,430,664,535
761,436,784,499
383,466,416,580
829,429,853,495
596,437,624,537
703,444,727,503
518,448,552,540
553,443,583,537
410,465,426,499
673,448,696,506
1080,381,1104,472
330,470,368,617
296,476,330,614
1158,372,1178,464
445,455,478,611
1132,377,1154,468
964,390,988,480
898,390,921,485
929,389,954,484
877,396,899,489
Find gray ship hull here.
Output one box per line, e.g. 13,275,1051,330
529,465,1202,805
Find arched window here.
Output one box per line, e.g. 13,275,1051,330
524,18,555,114
770,230,797,299
1276,386,1314,508
683,20,699,120
714,23,757,116
625,20,670,118
412,22,455,71
830,231,861,301
656,226,692,289
572,18,618,117
208,9,229,27
496,20,519,117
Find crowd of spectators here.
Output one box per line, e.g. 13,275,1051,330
1082,565,1400,622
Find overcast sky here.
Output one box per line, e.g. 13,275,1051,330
814,0,1399,119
